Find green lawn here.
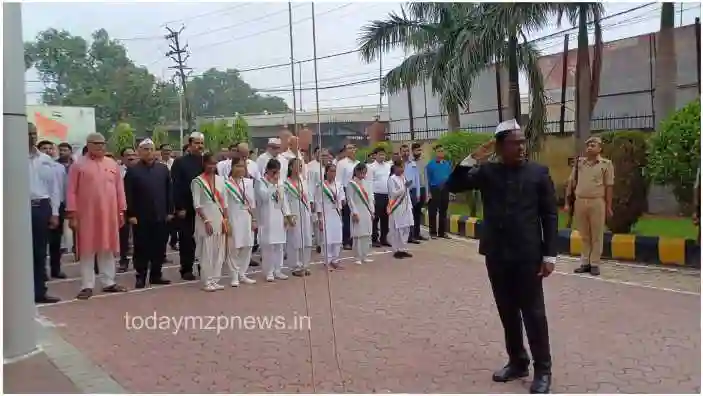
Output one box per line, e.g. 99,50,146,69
447,202,698,240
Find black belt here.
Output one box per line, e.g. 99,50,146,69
30,198,49,206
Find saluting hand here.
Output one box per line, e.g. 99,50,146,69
471,139,496,162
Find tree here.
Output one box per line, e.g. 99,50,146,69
232,114,250,144
108,122,135,153
189,68,289,117
555,3,604,153
654,3,677,127
151,125,170,148
358,3,470,132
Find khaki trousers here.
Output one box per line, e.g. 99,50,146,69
574,197,606,265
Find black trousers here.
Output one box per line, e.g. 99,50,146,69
119,223,131,263
178,211,196,275
485,257,552,374
428,185,450,236
372,193,389,243
342,199,352,246
410,187,426,239
168,219,179,248
31,199,51,300
133,220,167,281
48,202,66,276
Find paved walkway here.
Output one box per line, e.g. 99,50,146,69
18,239,703,393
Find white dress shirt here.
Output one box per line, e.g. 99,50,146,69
161,157,174,170
218,158,260,180
335,157,358,189
368,160,392,194
29,150,61,216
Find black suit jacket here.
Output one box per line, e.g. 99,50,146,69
125,160,173,222
446,160,558,263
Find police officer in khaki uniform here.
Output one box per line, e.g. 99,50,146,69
565,136,614,276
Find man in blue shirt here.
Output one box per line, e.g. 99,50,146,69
401,144,423,244
425,144,452,238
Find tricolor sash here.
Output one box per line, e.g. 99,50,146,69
195,174,225,215
225,178,250,207
322,181,341,217
386,177,407,215
285,178,308,210
349,179,372,215
261,178,280,203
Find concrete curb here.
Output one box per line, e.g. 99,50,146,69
422,213,700,268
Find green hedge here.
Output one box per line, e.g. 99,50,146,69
601,130,649,233
355,141,394,162
433,130,493,165
647,99,701,213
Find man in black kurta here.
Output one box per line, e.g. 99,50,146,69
446,119,558,394
124,139,173,288
171,132,205,280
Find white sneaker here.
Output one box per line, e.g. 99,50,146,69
230,277,240,287
274,271,289,280
363,258,374,263
355,260,363,265
203,283,218,292
212,283,225,290
240,275,256,285
266,274,275,282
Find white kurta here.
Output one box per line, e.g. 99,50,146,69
283,177,314,248
315,180,345,245
224,177,256,248
347,178,375,237
387,175,414,230
256,178,290,245
191,175,228,238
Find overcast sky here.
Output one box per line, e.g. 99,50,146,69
22,1,701,112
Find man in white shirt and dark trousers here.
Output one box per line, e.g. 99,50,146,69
37,140,69,279
28,124,61,304
368,147,392,247
336,143,358,250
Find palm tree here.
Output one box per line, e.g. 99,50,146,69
449,3,554,155
654,3,677,127
357,3,475,133
555,3,604,153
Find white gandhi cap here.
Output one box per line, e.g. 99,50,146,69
495,119,521,135
138,138,154,147
190,131,204,139
268,138,281,145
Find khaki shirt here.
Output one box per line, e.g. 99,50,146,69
569,156,615,199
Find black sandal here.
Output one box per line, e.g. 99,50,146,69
76,288,93,300
103,284,128,293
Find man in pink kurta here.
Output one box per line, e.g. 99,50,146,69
66,133,128,299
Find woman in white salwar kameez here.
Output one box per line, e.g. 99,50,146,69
256,158,291,282
387,160,414,259
191,153,229,291
348,163,375,264
284,158,314,277
316,163,346,269
224,156,257,287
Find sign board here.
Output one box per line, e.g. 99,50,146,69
26,105,96,151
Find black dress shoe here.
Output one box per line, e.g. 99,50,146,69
381,242,392,247
316,245,322,253
35,295,60,304
589,265,600,276
439,234,451,239
393,252,406,259
181,272,196,281
574,264,591,274
150,278,171,285
343,244,353,250
135,278,146,289
372,242,382,248
51,272,67,279
400,251,413,258
417,235,429,241
492,364,529,382
250,260,260,267
529,373,551,394
408,239,421,245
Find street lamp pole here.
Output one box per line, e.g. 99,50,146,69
3,2,41,363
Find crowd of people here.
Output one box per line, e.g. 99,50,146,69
28,124,455,299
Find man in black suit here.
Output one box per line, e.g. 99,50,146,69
446,119,558,394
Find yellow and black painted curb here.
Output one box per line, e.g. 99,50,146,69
422,212,700,268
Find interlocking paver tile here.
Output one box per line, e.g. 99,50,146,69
36,240,700,393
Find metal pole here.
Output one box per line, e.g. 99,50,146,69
298,61,303,112
179,85,184,151
559,34,569,135
495,64,503,122
696,18,701,92
680,3,683,27
3,2,41,363
288,1,298,135
378,50,383,114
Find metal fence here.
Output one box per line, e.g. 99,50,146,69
385,114,655,142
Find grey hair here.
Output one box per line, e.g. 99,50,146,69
86,132,105,142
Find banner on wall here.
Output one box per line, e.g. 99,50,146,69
26,105,96,150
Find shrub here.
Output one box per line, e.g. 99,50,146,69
600,130,649,233
434,130,493,165
355,141,393,162
108,122,135,153
646,99,701,214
